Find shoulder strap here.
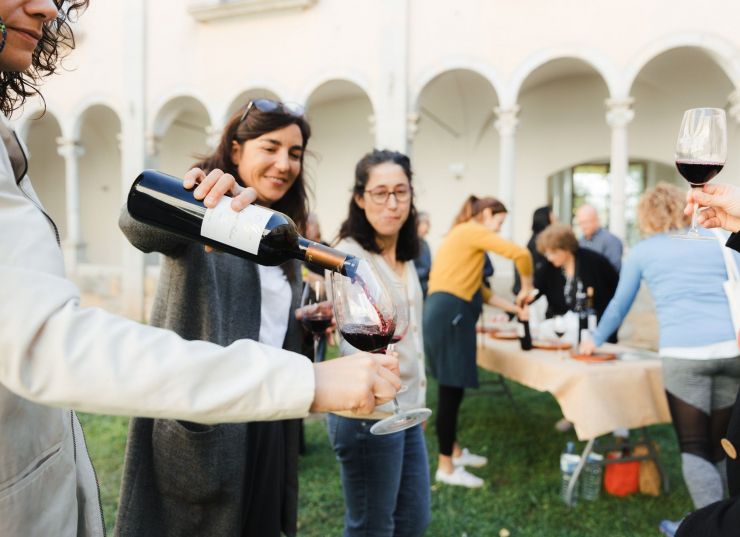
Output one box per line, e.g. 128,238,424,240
0,120,28,184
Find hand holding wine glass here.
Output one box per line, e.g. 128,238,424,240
686,183,740,233
675,108,727,240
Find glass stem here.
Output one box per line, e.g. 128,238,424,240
690,200,700,234
313,335,321,363
392,397,401,414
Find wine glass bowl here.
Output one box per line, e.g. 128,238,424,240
675,108,727,240
331,260,396,354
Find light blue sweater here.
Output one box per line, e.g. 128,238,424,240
593,229,739,350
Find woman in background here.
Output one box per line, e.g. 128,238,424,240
581,183,740,536
424,196,533,488
328,149,431,536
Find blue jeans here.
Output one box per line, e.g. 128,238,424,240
327,414,431,537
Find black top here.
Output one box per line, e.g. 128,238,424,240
534,247,619,341
513,233,547,295
676,232,740,537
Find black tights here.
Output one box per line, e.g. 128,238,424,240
436,384,465,456
666,390,733,463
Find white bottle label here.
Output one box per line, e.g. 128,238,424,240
201,198,272,255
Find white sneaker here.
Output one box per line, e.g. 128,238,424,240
452,448,488,468
435,466,484,488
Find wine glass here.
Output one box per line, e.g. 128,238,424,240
330,260,396,353
299,279,331,363
553,315,566,360
675,107,727,240
369,280,432,436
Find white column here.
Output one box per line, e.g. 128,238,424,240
120,0,148,321
494,105,520,238
373,0,409,152
56,137,84,273
728,89,740,126
605,97,634,240
205,125,222,151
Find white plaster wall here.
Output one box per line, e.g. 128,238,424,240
307,94,374,241
25,117,66,236
412,70,500,253
78,107,122,266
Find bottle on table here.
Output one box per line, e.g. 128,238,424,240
575,280,587,343
127,169,360,277
517,305,532,351
585,287,597,333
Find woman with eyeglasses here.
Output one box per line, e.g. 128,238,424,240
114,99,381,537
424,196,533,488
327,149,431,537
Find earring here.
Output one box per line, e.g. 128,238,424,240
0,17,6,55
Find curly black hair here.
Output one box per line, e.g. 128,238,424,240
0,0,89,115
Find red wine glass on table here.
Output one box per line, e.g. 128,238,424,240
553,315,566,360
299,280,331,363
675,108,727,240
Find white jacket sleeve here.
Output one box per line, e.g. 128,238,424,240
0,150,314,424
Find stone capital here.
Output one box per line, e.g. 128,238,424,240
494,105,520,137
56,137,84,159
605,97,635,128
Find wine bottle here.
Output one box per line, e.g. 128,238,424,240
585,287,597,333
127,170,360,277
575,280,587,343
517,306,532,351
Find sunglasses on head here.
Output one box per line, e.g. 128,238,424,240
238,99,305,124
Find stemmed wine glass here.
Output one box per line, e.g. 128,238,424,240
370,280,432,435
299,279,331,363
553,315,566,360
675,107,727,240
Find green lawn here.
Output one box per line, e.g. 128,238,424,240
79,370,692,536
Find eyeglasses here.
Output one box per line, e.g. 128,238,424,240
364,186,412,205
239,98,305,124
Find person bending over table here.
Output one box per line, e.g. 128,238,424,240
579,184,740,537
424,195,533,488
672,183,740,537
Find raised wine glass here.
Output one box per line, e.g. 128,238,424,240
675,107,727,240
370,280,432,435
299,279,331,363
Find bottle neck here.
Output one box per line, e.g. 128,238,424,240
298,237,356,276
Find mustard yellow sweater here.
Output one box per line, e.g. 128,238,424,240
428,221,533,302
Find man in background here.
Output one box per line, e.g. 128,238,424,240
575,204,623,272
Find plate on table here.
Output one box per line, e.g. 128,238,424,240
533,339,572,351
570,352,617,363
488,329,519,340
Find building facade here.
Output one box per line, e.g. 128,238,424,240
16,0,740,319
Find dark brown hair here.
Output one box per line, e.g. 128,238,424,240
536,223,579,254
337,149,419,261
0,1,89,115
452,195,507,227
194,103,312,232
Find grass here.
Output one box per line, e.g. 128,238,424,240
79,369,692,536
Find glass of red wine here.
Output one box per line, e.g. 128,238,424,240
369,280,432,436
300,279,332,363
675,107,727,240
